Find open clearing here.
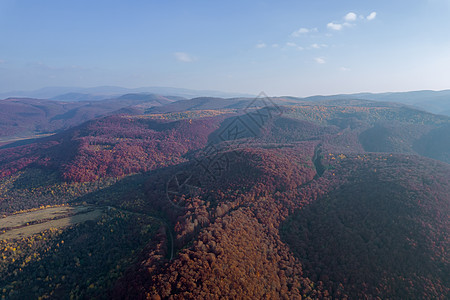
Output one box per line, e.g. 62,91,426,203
0,206,103,240
0,206,93,229
0,133,55,147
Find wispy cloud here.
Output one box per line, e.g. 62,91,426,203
366,12,377,21
291,27,317,37
327,22,343,31
315,57,326,64
344,12,357,22
340,67,350,71
310,43,328,49
272,43,279,48
27,61,89,72
174,52,195,62
343,22,355,28
256,43,267,48
286,42,303,50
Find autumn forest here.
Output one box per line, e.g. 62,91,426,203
0,94,449,299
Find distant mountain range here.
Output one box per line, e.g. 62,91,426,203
1,87,450,145
1,96,449,298
1,86,449,116
297,89,450,116
0,86,255,100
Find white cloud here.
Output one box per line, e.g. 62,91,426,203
310,43,328,49
292,27,309,37
327,22,343,31
344,12,357,22
291,27,317,37
315,57,326,64
343,22,354,28
367,12,377,21
174,52,195,62
326,11,376,34
272,43,279,48
285,42,303,50
340,67,350,71
256,43,267,48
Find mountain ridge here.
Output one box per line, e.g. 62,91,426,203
0,86,255,100
0,100,449,298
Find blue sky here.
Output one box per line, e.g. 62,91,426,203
1,0,450,96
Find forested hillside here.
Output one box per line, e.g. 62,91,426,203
1,100,449,299
0,94,177,143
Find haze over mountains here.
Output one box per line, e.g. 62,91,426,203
300,89,450,117
1,87,449,151
2,86,449,115
0,86,255,101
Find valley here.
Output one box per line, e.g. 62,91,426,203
0,93,448,299
4,1,450,298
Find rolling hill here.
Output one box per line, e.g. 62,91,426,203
300,89,450,116
0,94,179,144
0,97,449,299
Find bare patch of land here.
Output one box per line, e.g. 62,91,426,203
0,206,92,229
0,133,55,146
0,206,103,240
